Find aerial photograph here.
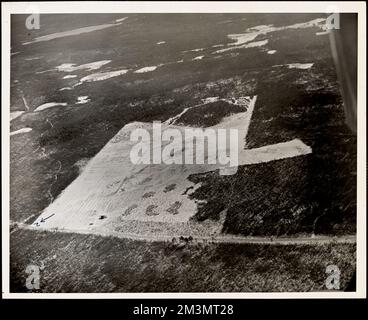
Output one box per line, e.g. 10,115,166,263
8,11,357,293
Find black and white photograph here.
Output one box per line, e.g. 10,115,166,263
1,2,366,298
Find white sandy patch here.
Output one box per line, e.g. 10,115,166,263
10,128,32,136
201,97,220,104
34,102,67,112
79,69,129,83
267,50,277,54
10,111,25,121
76,96,91,104
21,94,30,111
227,32,259,46
287,63,314,69
201,96,253,107
22,22,125,45
59,87,73,91
241,40,268,48
164,107,191,125
115,17,128,22
134,66,158,73
182,48,205,53
214,39,268,54
63,75,77,79
36,69,54,74
192,55,204,60
157,41,166,45
225,96,255,106
236,18,326,45
25,56,43,61
213,18,326,54
56,60,111,73
273,63,314,70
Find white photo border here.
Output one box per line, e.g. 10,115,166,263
1,1,366,299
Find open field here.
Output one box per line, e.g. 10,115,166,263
9,13,356,292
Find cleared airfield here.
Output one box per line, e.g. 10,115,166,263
31,95,313,240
